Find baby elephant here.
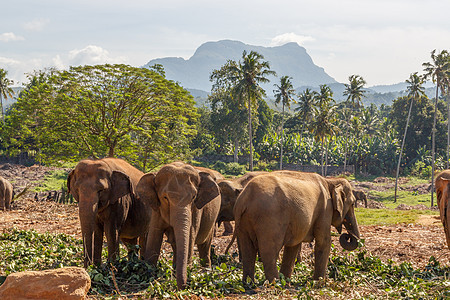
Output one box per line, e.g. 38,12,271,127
352,189,367,208
234,172,360,283
0,176,14,210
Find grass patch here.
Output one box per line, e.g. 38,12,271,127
355,208,438,226
370,190,431,208
34,169,70,192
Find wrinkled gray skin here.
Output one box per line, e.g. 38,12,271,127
137,162,221,290
352,190,367,208
68,158,151,267
234,172,360,283
0,176,14,210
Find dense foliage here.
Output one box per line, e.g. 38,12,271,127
1,65,197,171
1,229,448,298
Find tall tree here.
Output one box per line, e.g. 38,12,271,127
343,75,367,172
423,49,450,206
295,88,316,139
273,75,295,169
310,85,336,176
225,50,276,171
6,64,197,169
394,73,426,202
0,68,14,124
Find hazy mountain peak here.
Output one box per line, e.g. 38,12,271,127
143,40,336,92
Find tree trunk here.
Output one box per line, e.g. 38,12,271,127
395,96,414,202
248,93,253,171
324,138,329,176
233,138,239,163
280,103,284,170
431,84,439,207
320,137,324,176
0,94,4,124
344,108,349,172
447,94,450,169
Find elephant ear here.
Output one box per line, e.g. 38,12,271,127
67,170,74,195
331,183,345,223
108,171,134,207
136,173,160,210
195,172,220,209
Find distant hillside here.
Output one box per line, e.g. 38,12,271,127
143,40,337,93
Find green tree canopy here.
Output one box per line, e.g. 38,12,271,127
4,64,197,170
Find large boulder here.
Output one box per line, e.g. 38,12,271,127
0,267,91,300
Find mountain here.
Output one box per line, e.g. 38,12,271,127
143,40,337,93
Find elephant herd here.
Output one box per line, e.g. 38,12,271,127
2,157,448,291
66,158,363,289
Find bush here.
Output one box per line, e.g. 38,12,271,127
410,161,432,179
212,161,247,176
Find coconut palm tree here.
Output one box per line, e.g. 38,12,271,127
274,75,296,169
310,87,336,176
295,88,316,139
423,49,450,206
226,50,276,171
0,68,14,124
394,73,426,202
310,102,337,176
343,75,367,172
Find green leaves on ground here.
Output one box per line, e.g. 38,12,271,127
0,229,83,277
1,229,448,299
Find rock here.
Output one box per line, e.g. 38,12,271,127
0,267,91,300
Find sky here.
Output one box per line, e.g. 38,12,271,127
1,0,450,87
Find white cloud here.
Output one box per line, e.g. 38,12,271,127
0,32,25,42
23,18,50,32
68,45,128,66
270,33,315,47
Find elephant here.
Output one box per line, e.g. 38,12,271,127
67,158,151,267
136,162,221,290
0,176,14,211
217,171,268,235
435,170,450,249
352,189,368,208
233,172,360,283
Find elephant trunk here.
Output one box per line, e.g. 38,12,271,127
339,207,360,251
171,206,192,290
78,197,99,267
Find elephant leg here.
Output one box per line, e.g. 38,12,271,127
93,224,104,266
313,235,331,279
197,233,213,267
239,231,257,284
295,243,302,264
280,243,302,278
138,232,148,259
223,221,233,236
105,226,120,262
144,213,166,265
259,241,282,283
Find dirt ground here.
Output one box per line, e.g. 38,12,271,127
0,164,449,272
1,197,449,271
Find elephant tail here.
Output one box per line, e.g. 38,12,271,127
224,227,237,255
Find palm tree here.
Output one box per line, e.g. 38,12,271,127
343,75,367,172
423,49,450,207
295,88,316,139
227,50,276,171
310,102,337,176
394,73,426,202
274,75,296,169
0,68,14,124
